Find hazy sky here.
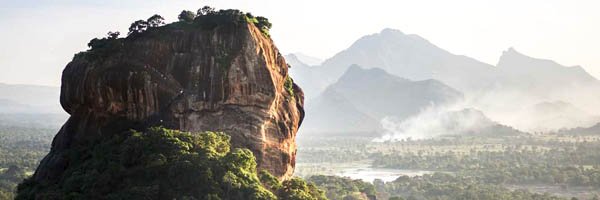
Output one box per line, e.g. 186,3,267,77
1,0,599,86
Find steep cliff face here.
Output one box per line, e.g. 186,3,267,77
32,17,304,184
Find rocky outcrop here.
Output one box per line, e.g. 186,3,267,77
32,18,304,182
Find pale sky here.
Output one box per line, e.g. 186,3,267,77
1,0,599,86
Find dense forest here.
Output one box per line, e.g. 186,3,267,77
296,134,600,200
0,125,55,199
16,127,325,200
308,174,573,200
0,116,330,199
373,143,600,187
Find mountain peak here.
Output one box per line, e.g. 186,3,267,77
497,47,599,84
500,47,533,62
380,28,405,36
288,52,323,66
285,53,299,60
498,47,553,69
341,65,395,81
506,47,517,53
499,47,580,70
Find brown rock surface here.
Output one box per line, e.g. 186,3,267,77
32,19,304,182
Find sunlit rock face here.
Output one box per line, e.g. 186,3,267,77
34,21,304,182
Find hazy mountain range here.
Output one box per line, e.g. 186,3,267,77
290,29,599,98
288,28,600,136
302,65,462,134
0,83,63,114
0,83,67,127
301,65,522,138
288,53,323,66
558,122,600,135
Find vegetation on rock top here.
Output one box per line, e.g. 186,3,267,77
75,6,273,61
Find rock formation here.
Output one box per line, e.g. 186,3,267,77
31,13,304,184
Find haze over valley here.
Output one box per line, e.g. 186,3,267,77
288,29,600,137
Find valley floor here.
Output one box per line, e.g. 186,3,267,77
295,133,600,199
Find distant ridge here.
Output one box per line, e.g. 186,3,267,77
0,82,62,113
292,28,600,133
301,65,463,135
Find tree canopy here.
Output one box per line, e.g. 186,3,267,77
128,20,148,35
147,14,165,27
198,6,216,16
178,10,196,22
16,127,325,200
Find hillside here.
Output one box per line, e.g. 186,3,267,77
292,28,600,132
494,48,600,114
558,123,600,135
304,29,500,95
301,65,463,135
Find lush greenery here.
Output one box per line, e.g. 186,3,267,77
308,175,376,200
0,125,55,199
285,75,295,97
372,139,600,187
379,173,568,200
16,127,324,200
307,173,571,200
296,134,600,199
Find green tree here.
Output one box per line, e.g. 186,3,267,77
107,31,120,39
178,10,196,22
256,16,272,30
197,6,216,16
280,178,327,200
147,14,165,27
128,20,148,35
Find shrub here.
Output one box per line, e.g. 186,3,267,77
284,75,295,97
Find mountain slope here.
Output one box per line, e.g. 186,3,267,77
301,65,463,134
498,48,597,85
286,54,325,100
310,29,501,95
331,65,463,119
290,53,322,66
558,123,600,135
293,28,600,132
301,88,380,134
311,29,600,99
494,48,600,113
